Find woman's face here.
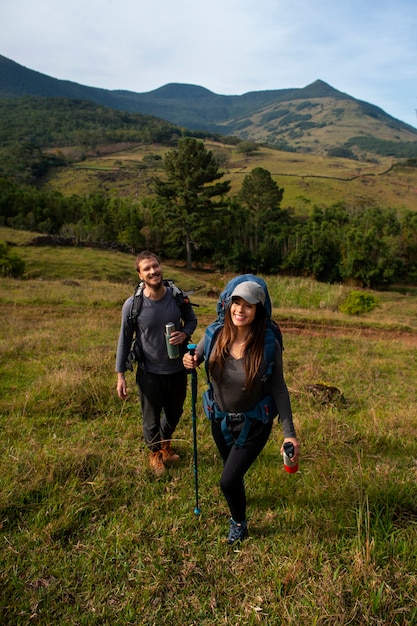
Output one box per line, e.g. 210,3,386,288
230,297,257,329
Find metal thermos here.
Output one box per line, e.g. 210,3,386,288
283,442,298,473
165,322,179,359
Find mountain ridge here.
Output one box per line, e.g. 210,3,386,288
1,54,417,156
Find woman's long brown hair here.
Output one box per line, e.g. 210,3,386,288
208,302,267,391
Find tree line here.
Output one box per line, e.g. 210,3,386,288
1,137,417,287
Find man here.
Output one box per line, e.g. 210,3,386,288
116,251,197,475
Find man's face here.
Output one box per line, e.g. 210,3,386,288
137,256,163,289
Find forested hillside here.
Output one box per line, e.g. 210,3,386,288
2,54,417,158
0,97,184,147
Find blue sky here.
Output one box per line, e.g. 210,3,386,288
1,0,417,128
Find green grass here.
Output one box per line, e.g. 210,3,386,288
2,232,417,624
42,140,417,214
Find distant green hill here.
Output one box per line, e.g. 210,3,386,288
1,54,417,158
0,97,183,147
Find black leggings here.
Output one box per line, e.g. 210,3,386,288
211,418,273,523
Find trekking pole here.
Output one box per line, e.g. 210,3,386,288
187,343,200,515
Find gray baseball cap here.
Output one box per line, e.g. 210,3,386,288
231,281,265,305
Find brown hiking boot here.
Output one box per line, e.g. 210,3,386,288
161,442,180,464
149,451,165,476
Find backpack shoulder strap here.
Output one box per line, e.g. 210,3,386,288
203,322,222,380
164,279,195,321
261,327,277,382
128,281,145,323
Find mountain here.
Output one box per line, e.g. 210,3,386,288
1,54,417,157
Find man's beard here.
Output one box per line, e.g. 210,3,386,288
145,275,163,291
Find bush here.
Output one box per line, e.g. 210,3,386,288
339,290,379,315
0,241,26,277
327,146,358,160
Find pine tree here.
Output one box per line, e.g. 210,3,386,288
152,138,230,268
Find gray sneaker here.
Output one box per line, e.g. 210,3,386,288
227,518,248,545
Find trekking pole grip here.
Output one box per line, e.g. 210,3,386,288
187,343,197,370
187,343,197,356
187,343,198,391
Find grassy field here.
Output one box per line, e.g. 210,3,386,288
44,140,417,214
2,229,417,624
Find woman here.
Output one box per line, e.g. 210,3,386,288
183,280,299,545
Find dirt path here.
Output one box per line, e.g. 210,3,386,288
197,315,417,346
277,319,417,345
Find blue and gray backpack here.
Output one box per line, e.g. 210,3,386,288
202,274,283,448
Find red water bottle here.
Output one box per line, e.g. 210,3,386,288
283,442,298,473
